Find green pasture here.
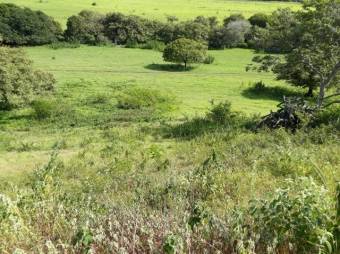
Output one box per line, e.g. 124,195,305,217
0,0,301,27
0,46,294,176
25,46,287,114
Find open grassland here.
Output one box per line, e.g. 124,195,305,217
0,46,295,177
25,46,287,114
0,0,301,27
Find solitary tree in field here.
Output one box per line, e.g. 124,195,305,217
163,38,207,69
0,47,55,110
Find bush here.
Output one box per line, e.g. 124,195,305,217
31,98,56,119
250,177,335,253
0,3,62,46
207,101,233,124
48,41,81,49
203,55,215,64
125,39,139,48
31,98,75,121
140,40,165,51
0,47,55,110
116,87,176,113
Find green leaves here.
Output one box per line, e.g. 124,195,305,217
163,38,207,68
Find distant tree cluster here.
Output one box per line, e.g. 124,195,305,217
0,3,62,46
0,2,306,52
64,12,255,49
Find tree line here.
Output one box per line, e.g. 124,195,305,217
0,3,307,52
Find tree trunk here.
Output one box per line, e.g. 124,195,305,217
305,86,314,97
184,61,187,70
317,61,340,108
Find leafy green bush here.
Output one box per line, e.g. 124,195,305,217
48,41,81,49
207,101,233,124
0,47,55,110
250,177,335,253
125,39,139,48
203,55,215,64
141,40,165,51
116,87,176,113
31,98,75,121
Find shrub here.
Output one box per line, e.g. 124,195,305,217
0,3,62,46
31,98,56,119
0,47,55,110
48,41,81,49
141,40,165,51
250,177,335,253
116,87,176,113
207,101,233,124
125,39,139,48
203,55,215,64
31,98,75,121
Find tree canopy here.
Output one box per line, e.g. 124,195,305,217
163,38,207,69
248,0,340,105
0,3,62,46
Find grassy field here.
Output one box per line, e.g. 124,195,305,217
0,0,301,27
25,46,286,114
0,46,294,177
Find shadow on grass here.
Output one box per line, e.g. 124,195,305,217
0,111,33,124
242,85,303,101
145,63,195,72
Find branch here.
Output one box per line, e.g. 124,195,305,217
324,92,340,100
324,61,340,88
323,100,340,108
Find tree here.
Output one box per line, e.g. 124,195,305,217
103,13,158,44
248,13,269,28
0,3,62,46
250,8,300,53
0,47,55,110
248,0,340,105
64,10,108,45
223,14,245,26
163,38,207,69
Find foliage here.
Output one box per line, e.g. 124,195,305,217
250,177,335,253
0,47,55,110
248,0,340,104
248,13,269,28
163,38,207,68
64,10,108,45
0,3,62,46
48,41,81,49
207,101,233,124
116,87,176,115
203,55,215,64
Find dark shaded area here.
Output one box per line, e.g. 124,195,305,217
145,64,195,72
0,111,33,124
242,84,303,101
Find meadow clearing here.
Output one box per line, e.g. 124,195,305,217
0,46,291,177
0,0,300,27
